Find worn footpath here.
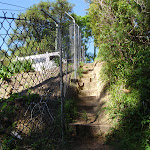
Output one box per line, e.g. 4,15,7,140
70,62,113,150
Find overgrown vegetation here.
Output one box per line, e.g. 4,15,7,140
88,0,150,149
0,92,78,150
64,99,78,125
0,60,34,81
0,93,41,149
77,62,85,78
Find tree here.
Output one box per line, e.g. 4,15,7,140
89,0,150,63
8,0,74,57
72,14,97,60
0,50,10,66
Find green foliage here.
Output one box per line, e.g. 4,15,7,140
77,67,84,78
85,52,94,62
53,56,60,67
8,0,74,56
0,60,34,81
81,110,88,122
1,136,17,150
64,99,78,124
0,65,13,81
0,93,41,150
0,50,10,66
79,61,84,67
72,14,92,54
0,93,40,120
89,0,150,149
11,60,34,73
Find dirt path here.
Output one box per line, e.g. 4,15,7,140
70,62,113,150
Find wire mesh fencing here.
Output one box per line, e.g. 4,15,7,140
0,10,83,150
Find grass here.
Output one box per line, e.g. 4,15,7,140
79,62,84,67
77,67,84,78
81,110,88,122
98,60,150,150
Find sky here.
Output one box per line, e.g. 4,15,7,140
0,0,95,54
0,0,89,16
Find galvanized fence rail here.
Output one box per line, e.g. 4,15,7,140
0,10,84,150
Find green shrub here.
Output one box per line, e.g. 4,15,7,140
0,65,13,81
89,0,150,148
77,67,84,78
0,60,34,80
11,60,34,73
21,60,34,72
64,99,78,124
53,57,60,67
79,62,84,67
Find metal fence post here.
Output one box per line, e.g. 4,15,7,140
80,32,82,63
41,8,64,146
74,22,77,80
58,23,65,144
55,25,58,51
64,12,77,80
78,25,80,66
82,45,85,63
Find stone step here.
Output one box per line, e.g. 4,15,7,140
78,96,98,104
77,112,97,123
77,105,98,112
82,72,94,76
79,90,98,96
79,80,98,87
79,78,91,84
80,88,96,92
78,96,97,101
69,123,111,136
80,84,98,91
77,101,98,107
82,68,94,74
82,73,96,80
77,111,110,126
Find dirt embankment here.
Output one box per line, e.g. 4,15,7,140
0,67,60,99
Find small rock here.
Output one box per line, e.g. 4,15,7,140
122,89,131,93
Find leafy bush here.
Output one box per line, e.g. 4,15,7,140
79,61,84,67
10,60,34,73
53,57,60,67
89,0,150,149
20,60,34,72
64,99,78,124
77,67,84,78
0,60,34,80
0,64,13,81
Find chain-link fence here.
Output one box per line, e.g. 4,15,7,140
0,9,84,150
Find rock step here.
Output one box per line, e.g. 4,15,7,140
77,101,98,106
80,85,98,91
77,112,97,123
69,123,111,136
82,69,94,74
82,72,94,77
78,96,97,101
79,80,98,86
77,105,98,112
80,88,96,93
79,90,97,96
79,78,92,84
